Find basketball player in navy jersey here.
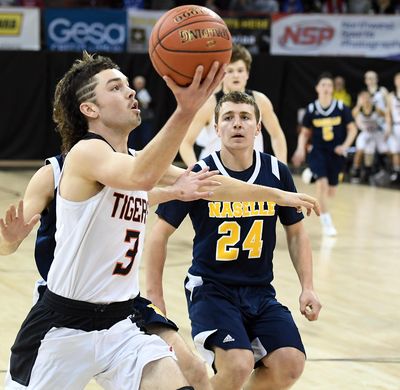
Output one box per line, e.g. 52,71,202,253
292,72,357,236
3,53,319,389
179,44,287,165
146,92,322,390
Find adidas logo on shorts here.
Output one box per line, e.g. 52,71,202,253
222,334,235,343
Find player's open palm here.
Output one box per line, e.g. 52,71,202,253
173,165,220,201
0,200,40,245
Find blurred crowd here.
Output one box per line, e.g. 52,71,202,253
1,0,400,13
319,71,400,188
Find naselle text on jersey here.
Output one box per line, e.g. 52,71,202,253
208,201,276,218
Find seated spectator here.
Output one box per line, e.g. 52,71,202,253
372,0,397,13
322,0,347,12
281,0,304,12
333,76,352,107
347,0,372,13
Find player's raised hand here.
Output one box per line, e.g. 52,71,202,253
300,289,322,321
277,191,320,216
172,165,220,201
163,62,226,114
0,200,40,246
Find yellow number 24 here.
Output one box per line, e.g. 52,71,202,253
216,220,264,261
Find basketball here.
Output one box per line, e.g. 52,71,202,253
148,5,232,86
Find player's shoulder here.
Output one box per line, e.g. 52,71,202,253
252,90,272,106
259,152,290,180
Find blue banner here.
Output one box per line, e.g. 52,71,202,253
44,9,126,52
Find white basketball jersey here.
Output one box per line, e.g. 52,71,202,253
389,93,400,126
356,106,381,133
47,185,148,304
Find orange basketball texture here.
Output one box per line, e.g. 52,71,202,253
149,5,232,86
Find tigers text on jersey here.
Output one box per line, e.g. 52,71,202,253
302,99,353,150
47,183,148,304
156,151,303,287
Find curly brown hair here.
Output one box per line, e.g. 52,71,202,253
230,44,252,72
214,91,260,124
53,52,119,153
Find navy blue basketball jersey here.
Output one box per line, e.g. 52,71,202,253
302,99,354,150
34,154,64,280
156,151,303,287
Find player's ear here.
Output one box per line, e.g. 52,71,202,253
214,122,222,137
255,120,261,136
80,102,99,118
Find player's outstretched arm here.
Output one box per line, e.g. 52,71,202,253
0,165,54,256
144,217,177,315
148,165,220,207
72,63,226,192
201,175,320,216
255,91,288,163
284,221,322,321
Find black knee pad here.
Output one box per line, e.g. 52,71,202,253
177,387,194,390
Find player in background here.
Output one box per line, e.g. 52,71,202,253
146,92,321,390
292,73,357,236
385,72,400,184
350,90,387,184
178,44,287,165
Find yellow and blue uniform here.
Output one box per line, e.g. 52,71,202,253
303,99,354,185
156,151,305,367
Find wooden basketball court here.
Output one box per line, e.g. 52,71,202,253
0,168,399,389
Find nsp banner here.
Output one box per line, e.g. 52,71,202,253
44,8,126,52
271,14,400,59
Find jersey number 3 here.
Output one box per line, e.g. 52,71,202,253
113,229,140,275
216,220,263,261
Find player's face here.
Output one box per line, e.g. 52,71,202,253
364,71,377,88
216,102,260,150
223,60,249,92
90,69,141,132
316,78,334,99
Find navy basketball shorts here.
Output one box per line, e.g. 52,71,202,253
184,274,305,367
307,147,345,186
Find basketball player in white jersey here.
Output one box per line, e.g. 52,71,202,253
386,72,400,183
350,90,387,183
179,44,287,166
364,70,388,114
4,53,319,390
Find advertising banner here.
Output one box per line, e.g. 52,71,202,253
0,7,40,50
127,9,164,53
271,14,400,59
44,8,127,52
223,13,271,54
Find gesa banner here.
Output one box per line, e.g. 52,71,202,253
44,8,126,52
0,7,40,50
271,14,400,60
